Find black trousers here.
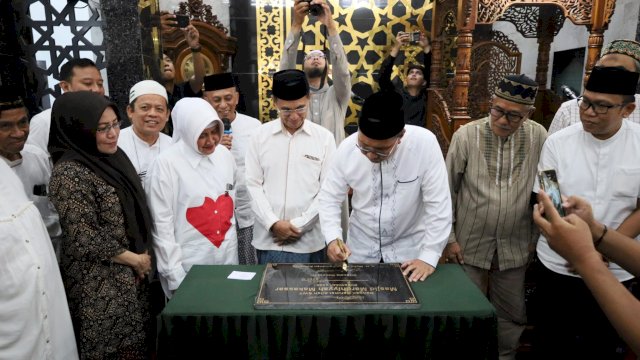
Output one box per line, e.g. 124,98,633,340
534,262,632,359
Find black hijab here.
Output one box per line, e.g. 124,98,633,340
49,91,152,254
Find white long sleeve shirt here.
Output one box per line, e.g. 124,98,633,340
4,144,61,239
229,113,261,228
0,160,78,360
319,126,452,267
117,126,173,183
145,100,239,297
245,119,336,253
26,108,51,154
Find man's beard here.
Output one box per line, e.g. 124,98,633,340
305,67,324,79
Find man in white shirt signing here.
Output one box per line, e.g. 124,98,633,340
318,90,452,282
246,69,336,263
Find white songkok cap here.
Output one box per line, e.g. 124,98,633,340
129,80,168,104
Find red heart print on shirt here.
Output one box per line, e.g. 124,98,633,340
186,194,234,248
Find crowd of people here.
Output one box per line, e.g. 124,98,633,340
1,0,640,359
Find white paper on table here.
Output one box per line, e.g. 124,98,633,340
227,271,256,280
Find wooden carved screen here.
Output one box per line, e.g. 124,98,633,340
468,31,521,120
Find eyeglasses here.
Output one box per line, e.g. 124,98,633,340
489,107,526,123
96,120,122,134
0,117,29,133
577,96,627,114
305,54,326,61
356,137,400,158
277,106,307,116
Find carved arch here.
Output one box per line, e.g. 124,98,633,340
468,31,521,120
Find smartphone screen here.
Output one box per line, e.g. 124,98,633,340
538,169,565,217
174,14,189,28
411,32,420,44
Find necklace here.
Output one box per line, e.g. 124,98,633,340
131,131,160,182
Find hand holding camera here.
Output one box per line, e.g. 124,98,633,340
301,0,324,16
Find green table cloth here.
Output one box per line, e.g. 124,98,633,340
158,264,497,359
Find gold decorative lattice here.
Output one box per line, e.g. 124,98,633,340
256,0,434,123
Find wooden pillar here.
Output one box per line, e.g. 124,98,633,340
584,0,615,78
451,0,477,129
585,29,605,75
534,6,559,90
535,37,552,90
451,29,472,129
430,36,444,89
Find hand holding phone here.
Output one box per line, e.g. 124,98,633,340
171,14,190,28
538,169,565,217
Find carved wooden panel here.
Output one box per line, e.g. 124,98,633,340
469,30,521,120
477,0,614,27
426,89,452,156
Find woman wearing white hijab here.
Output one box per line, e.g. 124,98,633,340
146,97,239,298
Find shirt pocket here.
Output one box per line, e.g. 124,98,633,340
396,175,420,194
299,154,323,183
612,168,640,198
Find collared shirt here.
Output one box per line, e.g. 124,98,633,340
548,94,640,135
0,160,78,360
318,125,452,267
535,121,640,281
246,119,336,254
446,117,547,270
280,32,350,144
26,108,52,154
4,144,61,239
146,141,238,297
229,113,261,228
117,126,173,184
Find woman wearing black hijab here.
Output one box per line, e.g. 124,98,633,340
48,91,154,359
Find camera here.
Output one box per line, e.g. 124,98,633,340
302,0,324,17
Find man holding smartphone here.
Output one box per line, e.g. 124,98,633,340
444,74,546,360
279,0,350,144
533,65,640,359
376,30,431,127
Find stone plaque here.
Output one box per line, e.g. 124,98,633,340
254,263,419,309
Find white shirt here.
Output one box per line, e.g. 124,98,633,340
229,113,261,228
146,102,239,298
0,160,78,360
245,119,336,253
26,108,52,154
535,121,640,280
318,126,452,267
4,144,61,239
117,126,173,184
548,94,640,135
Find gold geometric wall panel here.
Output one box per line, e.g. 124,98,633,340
256,0,434,124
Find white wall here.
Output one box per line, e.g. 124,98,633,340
159,0,230,29
493,0,639,89
29,0,108,107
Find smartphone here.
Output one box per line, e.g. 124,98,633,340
410,31,421,45
538,169,565,217
172,14,190,28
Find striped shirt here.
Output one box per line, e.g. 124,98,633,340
548,94,640,135
446,117,547,270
